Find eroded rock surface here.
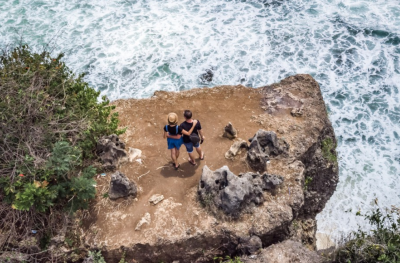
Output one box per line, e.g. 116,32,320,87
225,139,248,159
247,130,289,172
97,134,127,170
108,171,137,200
223,122,238,139
79,74,338,263
240,240,322,263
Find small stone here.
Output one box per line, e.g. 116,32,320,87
135,213,151,231
149,194,164,205
291,107,303,117
128,148,142,162
225,139,248,159
223,122,238,139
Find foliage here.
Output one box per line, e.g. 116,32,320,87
0,45,123,213
119,251,127,263
88,250,106,263
334,207,400,263
321,137,337,163
304,176,313,190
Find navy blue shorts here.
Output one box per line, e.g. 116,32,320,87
167,137,183,150
184,141,200,153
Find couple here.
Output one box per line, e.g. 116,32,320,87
163,110,205,170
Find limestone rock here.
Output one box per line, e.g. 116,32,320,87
238,235,262,255
135,213,151,231
247,130,289,172
225,139,248,159
223,122,238,139
128,148,142,162
291,107,304,117
262,174,284,191
198,166,265,217
240,240,322,263
109,171,137,200
149,194,164,205
97,134,127,170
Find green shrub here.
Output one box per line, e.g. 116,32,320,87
88,250,106,263
321,137,337,163
0,45,124,213
334,208,400,263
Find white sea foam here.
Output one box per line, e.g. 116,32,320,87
1,0,399,242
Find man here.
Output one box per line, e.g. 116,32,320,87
179,110,205,165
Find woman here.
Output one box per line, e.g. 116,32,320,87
163,113,197,170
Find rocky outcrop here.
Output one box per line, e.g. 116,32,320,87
108,171,137,200
97,134,127,170
247,130,289,172
240,240,322,263
78,74,338,263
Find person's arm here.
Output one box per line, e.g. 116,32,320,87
181,120,198,136
163,130,168,139
198,129,205,140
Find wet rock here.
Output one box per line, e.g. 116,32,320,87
97,134,127,170
246,130,289,172
225,139,248,159
198,166,265,217
238,235,262,255
109,171,137,200
223,122,238,139
135,213,151,231
200,69,214,82
149,194,164,205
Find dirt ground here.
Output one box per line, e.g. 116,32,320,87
82,85,280,245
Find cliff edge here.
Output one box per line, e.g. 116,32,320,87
78,74,338,262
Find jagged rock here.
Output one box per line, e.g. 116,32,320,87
225,139,248,159
223,122,238,139
149,194,164,205
97,134,127,170
198,166,265,217
200,69,214,82
291,107,303,117
247,130,289,172
262,174,284,191
135,213,151,231
239,240,322,263
237,235,262,255
109,171,137,200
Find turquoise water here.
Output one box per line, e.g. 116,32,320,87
1,0,399,241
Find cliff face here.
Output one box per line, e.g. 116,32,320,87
78,74,338,262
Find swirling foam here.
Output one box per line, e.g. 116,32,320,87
1,0,399,242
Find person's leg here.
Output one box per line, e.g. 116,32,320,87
195,145,204,159
176,148,180,160
184,142,197,165
171,148,178,167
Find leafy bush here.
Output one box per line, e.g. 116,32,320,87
0,45,123,213
321,137,337,163
334,207,400,263
88,250,106,263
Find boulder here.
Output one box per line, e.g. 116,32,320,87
200,69,214,82
239,240,322,263
108,171,137,200
198,166,267,217
225,139,248,159
262,174,284,191
97,134,127,170
149,194,164,205
246,130,289,172
223,122,238,139
237,235,263,255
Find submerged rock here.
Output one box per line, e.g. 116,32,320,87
97,134,127,170
108,171,137,200
247,130,289,172
200,69,214,82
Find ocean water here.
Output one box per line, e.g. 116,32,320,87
1,0,399,242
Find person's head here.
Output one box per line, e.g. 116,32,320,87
167,112,178,125
183,110,192,120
